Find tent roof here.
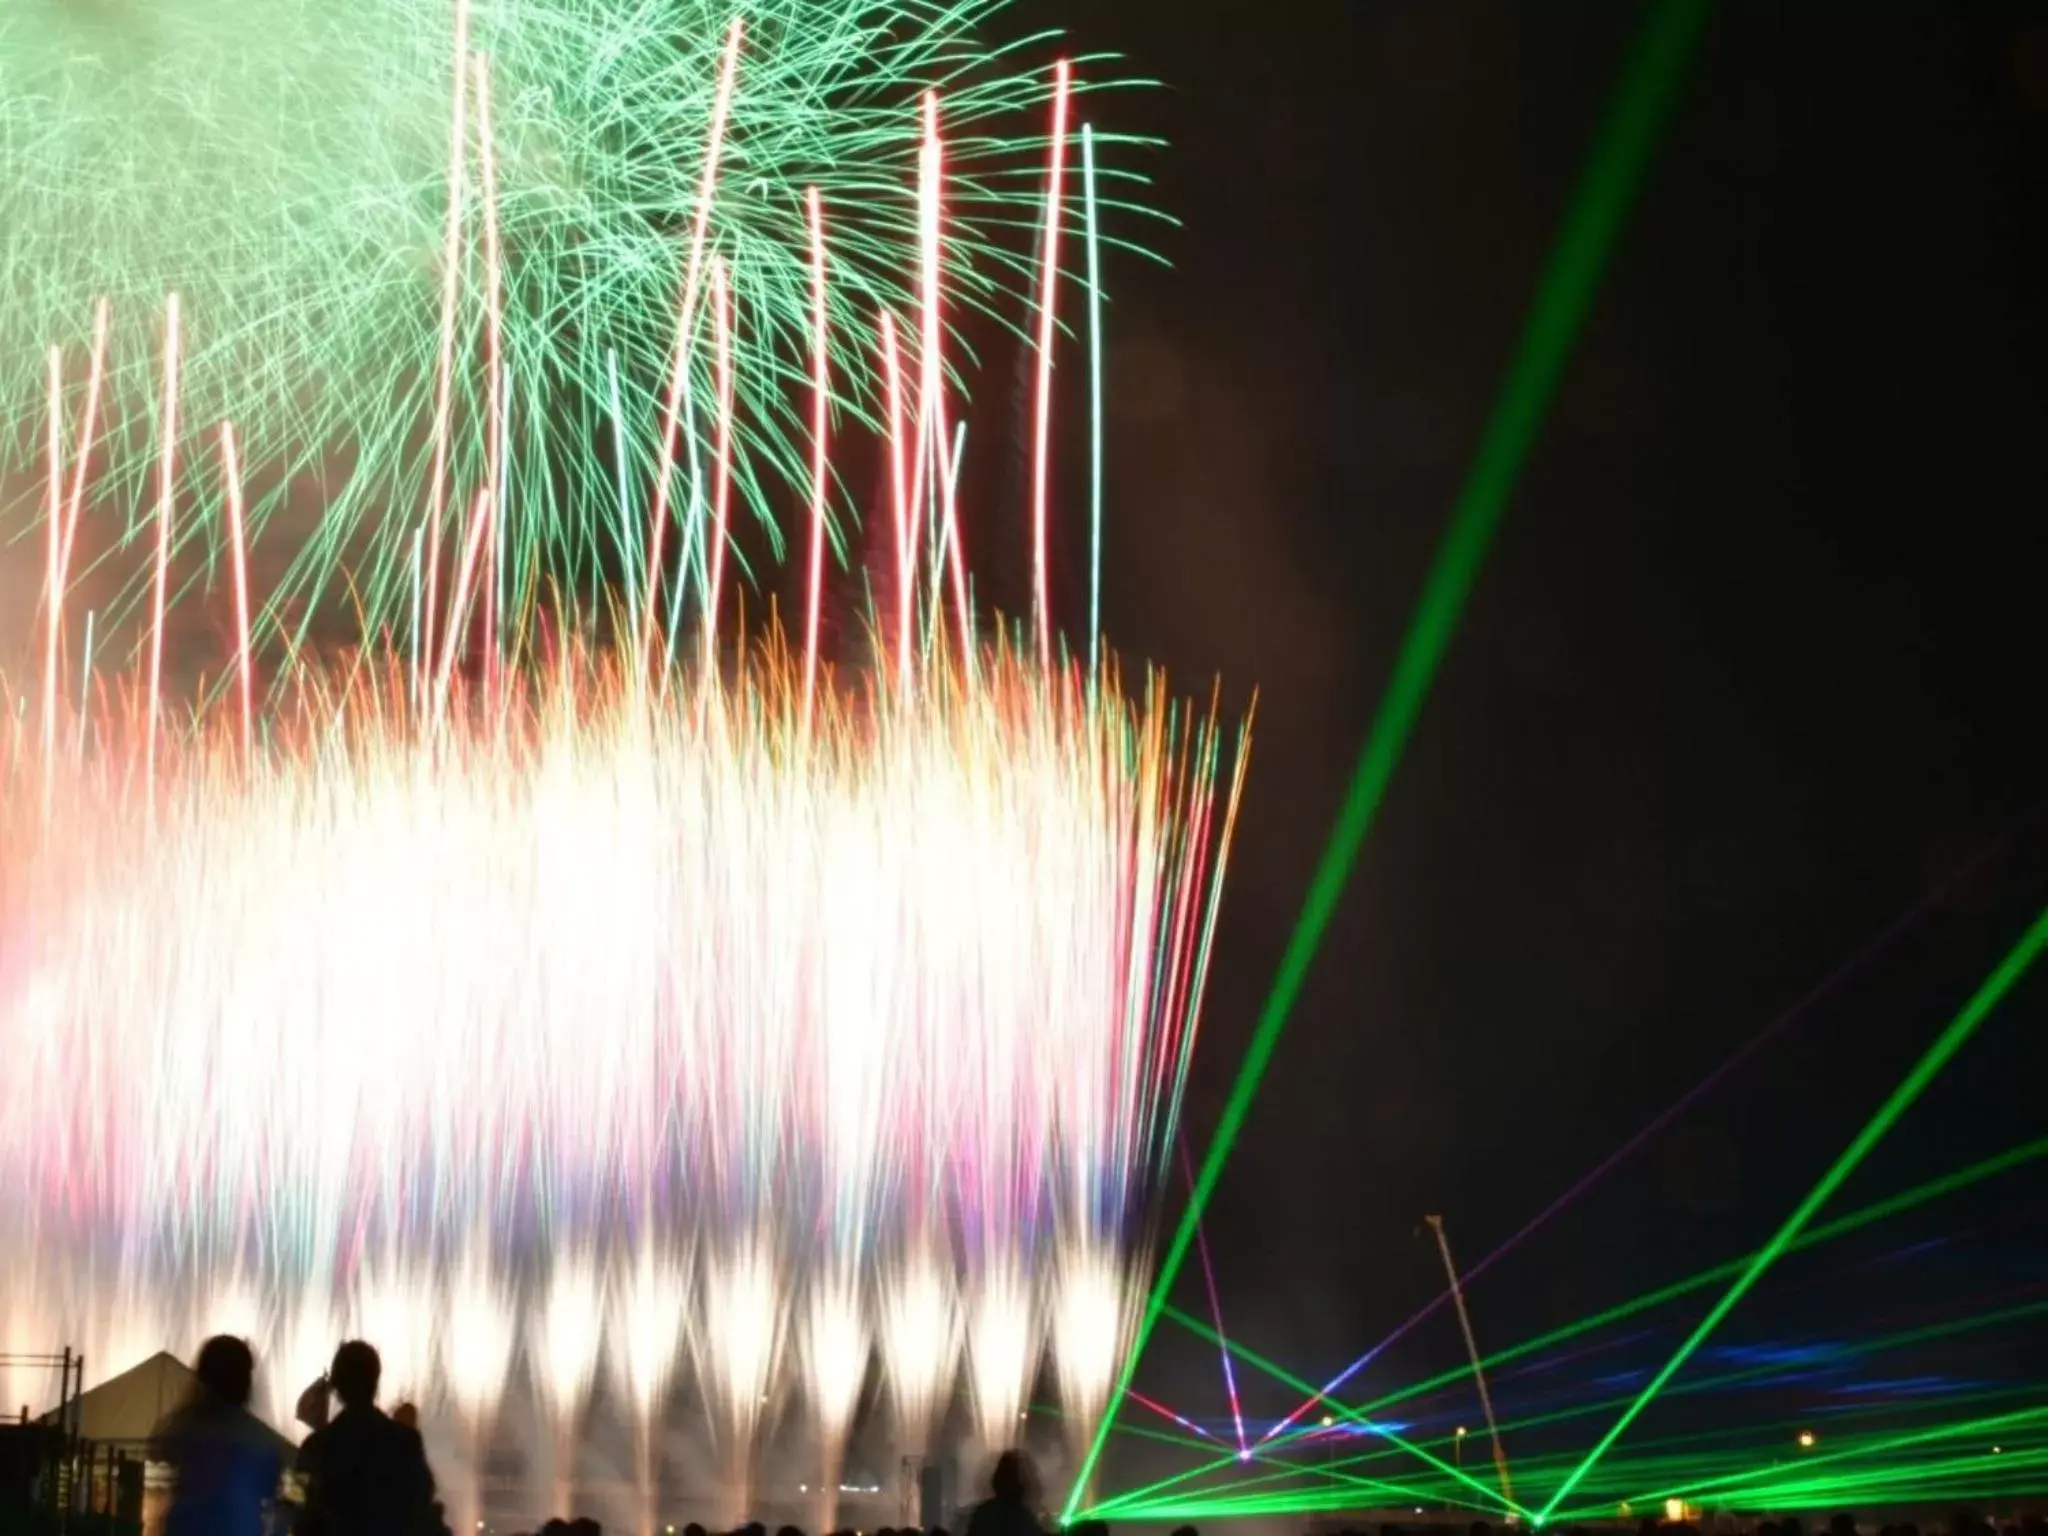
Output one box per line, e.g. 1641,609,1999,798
40,1351,290,1453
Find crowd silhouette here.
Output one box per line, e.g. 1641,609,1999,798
149,1335,447,1536
144,1337,2048,1536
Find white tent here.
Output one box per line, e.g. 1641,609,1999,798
41,1351,289,1453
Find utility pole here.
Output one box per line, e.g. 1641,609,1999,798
1425,1215,1516,1515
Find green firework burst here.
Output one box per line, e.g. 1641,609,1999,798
0,0,1144,656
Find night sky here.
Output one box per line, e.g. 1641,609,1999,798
1003,0,2048,1452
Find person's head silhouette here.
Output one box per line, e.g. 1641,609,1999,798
328,1339,382,1411
990,1450,1029,1503
193,1335,255,1409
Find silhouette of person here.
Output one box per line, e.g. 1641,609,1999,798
965,1451,1042,1536
296,1340,445,1536
151,1334,284,1536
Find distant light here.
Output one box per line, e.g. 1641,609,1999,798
1456,1426,1469,1438
1993,1446,2003,1455
1797,1430,1817,1449
1666,1500,1687,1523
1320,1414,1335,1428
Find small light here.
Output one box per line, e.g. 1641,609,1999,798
1666,1500,1687,1523
1320,1414,1334,1428
1993,1446,2003,1455
1456,1426,1468,1438
1797,1430,1817,1449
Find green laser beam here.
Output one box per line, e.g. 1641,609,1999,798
1620,1404,2048,1509
1083,120,1105,679
1163,1443,1449,1512
1465,1302,2048,1496
1131,1292,2048,1516
1538,902,2048,1520
1125,1426,2048,1527
1519,1302,2048,1508
1108,1377,2048,1523
1536,1408,2048,1521
1061,0,1711,1515
1151,1305,1527,1516
1062,1397,1454,1515
1352,1137,2048,1422
1694,1446,2048,1513
1092,1138,2048,1517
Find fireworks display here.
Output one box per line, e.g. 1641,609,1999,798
0,642,1244,1524
0,0,1144,653
0,8,1241,1530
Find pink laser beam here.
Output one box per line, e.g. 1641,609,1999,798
1028,60,1073,672
800,188,830,736
700,260,736,677
218,423,254,765
58,299,111,591
435,488,496,719
879,310,913,692
43,302,111,790
1182,1142,1248,1457
912,93,973,675
640,16,744,685
145,293,183,809
472,50,506,714
1126,1388,1225,1446
41,347,63,794
421,0,474,687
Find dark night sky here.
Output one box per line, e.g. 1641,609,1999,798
995,0,2048,1450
